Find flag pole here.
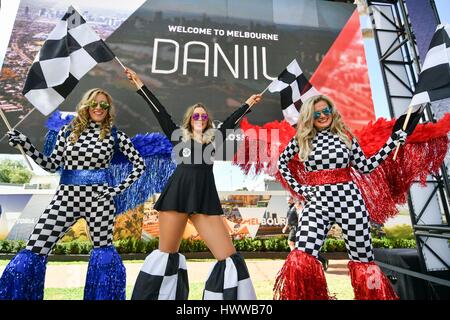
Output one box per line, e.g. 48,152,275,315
114,57,160,112
234,81,272,125
0,108,34,171
0,108,36,143
259,82,272,96
392,105,413,160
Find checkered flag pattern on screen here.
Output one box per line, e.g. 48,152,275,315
268,59,320,125
22,6,115,115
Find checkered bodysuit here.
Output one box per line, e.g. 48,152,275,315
19,122,145,255
278,129,398,262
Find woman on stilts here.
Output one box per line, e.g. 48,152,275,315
0,88,146,300
125,68,261,300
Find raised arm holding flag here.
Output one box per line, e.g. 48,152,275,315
0,6,151,301
233,55,449,300
393,23,450,160
1,6,116,169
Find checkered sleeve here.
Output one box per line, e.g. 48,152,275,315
14,127,67,173
350,136,397,174
277,137,315,197
110,130,146,195
137,85,178,139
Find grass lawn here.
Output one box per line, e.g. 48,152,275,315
2,258,354,300
43,281,298,300
43,280,353,300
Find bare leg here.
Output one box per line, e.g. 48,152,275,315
158,211,189,253
288,241,295,251
131,211,190,300
189,214,236,260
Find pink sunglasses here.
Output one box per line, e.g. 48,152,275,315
192,113,208,121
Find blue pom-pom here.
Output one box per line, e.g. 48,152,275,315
46,110,74,131
0,249,47,300
111,132,173,165
84,246,125,300
44,110,75,157
43,130,58,157
111,155,176,216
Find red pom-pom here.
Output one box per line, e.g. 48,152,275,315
273,249,332,300
348,261,399,300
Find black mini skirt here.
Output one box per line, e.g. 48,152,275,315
153,164,223,215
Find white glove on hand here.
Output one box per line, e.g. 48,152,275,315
7,130,30,148
391,129,407,146
301,185,318,201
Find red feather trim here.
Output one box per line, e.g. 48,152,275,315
273,249,332,300
234,114,450,224
348,261,399,300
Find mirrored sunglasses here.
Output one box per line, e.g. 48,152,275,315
88,100,110,110
313,106,332,120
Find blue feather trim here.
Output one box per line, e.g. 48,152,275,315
111,132,173,165
46,109,74,131
110,132,175,215
43,110,74,157
84,246,126,300
112,155,176,216
0,249,47,300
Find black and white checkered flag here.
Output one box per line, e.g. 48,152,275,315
268,59,320,125
410,23,450,107
22,6,115,116
394,23,450,135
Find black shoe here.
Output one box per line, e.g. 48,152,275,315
318,254,329,271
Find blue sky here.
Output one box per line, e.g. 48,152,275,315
435,0,450,23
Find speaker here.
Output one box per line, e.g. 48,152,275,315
374,248,431,299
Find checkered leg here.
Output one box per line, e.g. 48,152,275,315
84,193,116,248
84,245,126,300
0,249,48,300
131,249,189,300
82,190,124,300
274,203,332,300
295,204,331,258
26,187,79,255
203,253,256,300
339,209,374,263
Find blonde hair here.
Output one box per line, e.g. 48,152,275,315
69,88,115,144
296,95,353,161
181,103,214,144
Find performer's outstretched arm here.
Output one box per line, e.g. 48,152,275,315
7,127,66,173
277,136,316,199
125,68,178,139
350,129,407,174
136,85,178,139
109,130,146,196
96,130,146,200
217,94,261,138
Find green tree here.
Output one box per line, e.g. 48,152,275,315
0,160,32,184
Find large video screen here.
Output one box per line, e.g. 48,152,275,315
0,0,365,154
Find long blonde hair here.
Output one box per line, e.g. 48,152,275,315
296,95,353,161
69,88,116,144
181,103,215,144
